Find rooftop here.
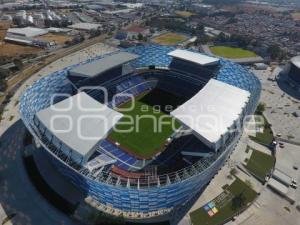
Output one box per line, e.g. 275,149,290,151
69,52,139,78
36,92,123,164
7,27,48,37
171,79,250,150
168,49,219,66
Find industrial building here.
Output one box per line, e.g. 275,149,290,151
7,27,48,38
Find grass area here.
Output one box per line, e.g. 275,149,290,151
209,46,257,59
190,178,257,225
152,32,188,46
245,148,275,182
109,89,182,159
249,114,274,145
175,10,196,18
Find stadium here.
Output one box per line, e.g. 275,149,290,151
19,45,261,223
286,56,300,92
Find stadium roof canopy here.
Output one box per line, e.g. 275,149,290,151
171,79,250,150
168,49,219,66
69,52,139,78
36,92,123,164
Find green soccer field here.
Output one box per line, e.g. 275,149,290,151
108,89,183,159
209,46,257,59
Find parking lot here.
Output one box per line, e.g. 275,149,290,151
251,67,300,143
275,142,300,204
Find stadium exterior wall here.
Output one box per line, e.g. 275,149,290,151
287,60,300,92
19,45,261,221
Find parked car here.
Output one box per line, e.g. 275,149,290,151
291,183,297,189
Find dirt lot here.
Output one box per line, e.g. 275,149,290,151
0,21,11,42
175,11,196,18
0,43,42,57
152,32,188,46
36,33,71,44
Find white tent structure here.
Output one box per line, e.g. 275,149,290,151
35,92,123,165
171,79,250,150
167,49,219,66
69,52,139,78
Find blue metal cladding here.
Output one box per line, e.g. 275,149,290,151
42,139,233,212
19,45,261,213
126,45,175,68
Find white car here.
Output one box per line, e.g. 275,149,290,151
291,183,297,189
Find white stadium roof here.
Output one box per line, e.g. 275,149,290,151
36,92,123,164
171,79,250,150
168,49,219,66
7,27,48,37
69,52,139,78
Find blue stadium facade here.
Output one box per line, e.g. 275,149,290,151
20,45,261,223
286,56,300,92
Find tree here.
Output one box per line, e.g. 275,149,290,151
231,192,247,210
13,58,23,70
0,78,7,91
256,103,266,115
137,33,143,41
216,32,229,43
267,44,282,60
230,168,238,177
0,68,9,78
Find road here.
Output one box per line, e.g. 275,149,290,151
0,40,119,225
6,34,108,92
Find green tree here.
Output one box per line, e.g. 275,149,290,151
230,168,238,177
13,58,23,70
231,192,247,210
256,103,266,115
138,33,143,41
267,44,282,60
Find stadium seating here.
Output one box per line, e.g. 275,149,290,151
99,140,139,170
75,66,123,87
108,76,155,107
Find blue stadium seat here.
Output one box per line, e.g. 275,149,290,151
99,140,138,170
